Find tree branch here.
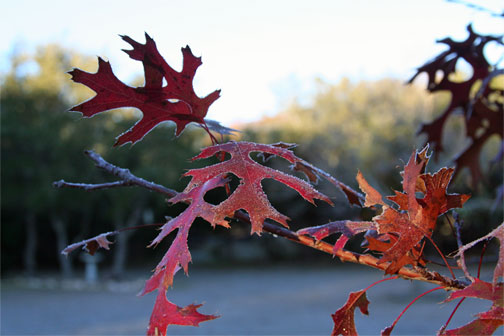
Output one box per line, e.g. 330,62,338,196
53,150,176,197
54,150,467,291
53,180,132,191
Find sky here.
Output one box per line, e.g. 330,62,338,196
1,0,503,126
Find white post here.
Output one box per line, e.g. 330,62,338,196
79,253,103,284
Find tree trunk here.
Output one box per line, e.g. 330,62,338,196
51,215,73,278
23,213,37,276
111,204,143,279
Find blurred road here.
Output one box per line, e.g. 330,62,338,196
1,265,494,335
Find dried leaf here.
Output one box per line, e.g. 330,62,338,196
297,148,468,273
62,231,117,256
356,170,385,207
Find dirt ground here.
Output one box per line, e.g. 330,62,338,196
1,264,495,335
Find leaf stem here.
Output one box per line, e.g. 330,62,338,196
363,276,399,292
425,235,456,279
439,297,466,335
117,223,164,233
383,286,444,335
477,240,488,279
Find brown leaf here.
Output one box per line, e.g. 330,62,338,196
356,170,385,207
62,231,117,256
367,149,468,273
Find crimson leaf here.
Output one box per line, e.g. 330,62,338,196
69,33,220,146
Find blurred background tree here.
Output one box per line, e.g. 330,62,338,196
0,45,213,278
1,43,502,278
243,76,502,255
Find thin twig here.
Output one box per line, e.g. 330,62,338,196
452,214,474,282
54,150,176,197
54,150,468,291
53,180,132,191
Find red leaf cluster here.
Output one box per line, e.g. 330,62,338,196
409,25,503,188
137,141,330,334
358,148,469,273
299,147,470,274
441,279,503,335
69,33,220,146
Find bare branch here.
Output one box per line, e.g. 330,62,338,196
53,180,132,191
54,150,176,197
57,149,467,291
257,213,466,291
452,214,474,282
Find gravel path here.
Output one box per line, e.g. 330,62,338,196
1,265,494,335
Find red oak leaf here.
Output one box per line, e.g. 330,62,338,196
61,231,117,256
409,25,503,187
364,234,427,272
408,25,499,153
259,142,364,206
141,176,229,296
331,290,370,336
453,96,504,188
441,279,504,336
184,141,332,234
147,290,218,336
69,33,220,146
139,177,227,335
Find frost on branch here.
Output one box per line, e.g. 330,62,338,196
69,33,221,146
61,231,117,256
455,222,504,286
